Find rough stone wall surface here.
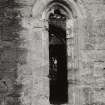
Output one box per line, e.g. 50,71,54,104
78,0,105,105
0,0,25,105
1,0,105,105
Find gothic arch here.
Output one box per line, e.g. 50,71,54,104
42,1,74,20
40,1,75,104
32,0,84,19
32,0,85,104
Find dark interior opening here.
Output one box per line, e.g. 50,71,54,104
49,9,68,104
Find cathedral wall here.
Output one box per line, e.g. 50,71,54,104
1,0,105,105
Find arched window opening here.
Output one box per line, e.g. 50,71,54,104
49,8,68,104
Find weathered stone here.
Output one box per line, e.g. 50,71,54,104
1,0,105,105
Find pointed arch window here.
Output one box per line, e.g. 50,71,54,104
49,8,68,104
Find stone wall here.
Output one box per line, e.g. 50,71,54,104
0,0,24,105
1,0,105,105
78,0,105,105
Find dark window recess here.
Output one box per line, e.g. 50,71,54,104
49,9,68,104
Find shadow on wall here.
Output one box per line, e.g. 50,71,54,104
0,0,23,105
